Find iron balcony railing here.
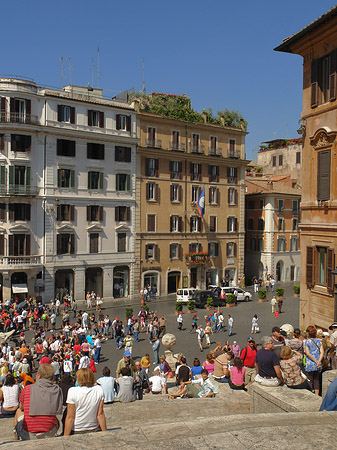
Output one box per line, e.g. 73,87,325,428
5,185,39,196
145,138,162,148
0,112,40,125
208,146,222,156
227,149,241,159
190,143,205,154
169,142,185,152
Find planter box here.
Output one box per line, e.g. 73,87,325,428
276,296,284,301
206,306,213,311
187,309,195,314
226,303,235,308
258,299,267,303
294,294,299,298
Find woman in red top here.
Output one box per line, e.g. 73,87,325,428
72,337,81,355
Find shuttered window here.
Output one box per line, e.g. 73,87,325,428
317,150,331,202
311,50,337,107
87,143,105,160
87,205,104,222
147,215,156,232
89,233,99,253
11,135,31,152
57,139,75,157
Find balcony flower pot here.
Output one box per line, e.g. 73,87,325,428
258,289,267,303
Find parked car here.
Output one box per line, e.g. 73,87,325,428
219,287,252,302
192,290,225,308
176,288,196,303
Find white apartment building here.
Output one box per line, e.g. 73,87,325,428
0,78,137,303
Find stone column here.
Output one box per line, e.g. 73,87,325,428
2,271,11,300
74,267,85,302
103,265,113,299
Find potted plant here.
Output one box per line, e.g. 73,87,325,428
143,304,149,314
276,288,285,301
206,296,214,310
293,285,300,297
187,300,196,313
125,307,133,322
175,301,183,315
258,289,267,302
226,293,236,307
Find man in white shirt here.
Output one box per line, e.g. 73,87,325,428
78,354,90,369
82,312,89,329
93,336,101,364
55,299,61,316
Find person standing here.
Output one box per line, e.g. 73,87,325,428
93,335,102,364
251,314,259,334
152,336,160,365
158,315,167,338
177,312,183,331
329,322,337,370
304,325,324,395
277,296,283,314
217,311,225,333
270,277,275,292
189,314,198,333
228,314,234,336
196,325,205,352
270,296,277,314
133,361,149,400
240,338,258,385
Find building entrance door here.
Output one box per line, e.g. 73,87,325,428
190,268,197,288
168,271,180,293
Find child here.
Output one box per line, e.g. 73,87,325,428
89,357,97,373
251,314,259,334
124,331,135,355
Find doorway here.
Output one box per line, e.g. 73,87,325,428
190,268,197,288
276,261,284,282
168,271,180,293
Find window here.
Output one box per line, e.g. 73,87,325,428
296,152,301,164
8,234,30,256
190,216,201,232
145,243,155,260
58,105,75,123
116,174,131,191
278,217,285,231
258,218,264,231
0,134,4,151
147,214,156,232
56,204,74,222
311,50,337,107
317,150,331,202
248,218,254,230
191,133,200,152
115,206,130,222
227,216,237,232
229,139,236,156
170,243,180,259
227,242,236,257
89,233,99,253
209,216,217,232
170,184,182,202
9,203,30,221
116,115,131,132
87,205,103,222
306,246,334,291
0,203,6,221
170,161,182,179
146,182,158,201
57,168,75,188
210,136,217,150
228,188,237,205
171,131,180,150
292,200,298,213
279,155,283,166
209,187,219,205
248,200,254,209
170,215,182,232
227,167,237,184
11,135,31,152
57,139,75,157
115,146,131,162
145,158,158,177
250,238,256,251
190,163,202,181
208,242,219,257
278,199,284,212
9,166,31,192
117,233,126,252
189,243,200,253
10,98,31,123
88,171,104,190
277,237,286,252
87,143,104,160
257,237,264,251
57,234,75,255
209,165,219,182
192,186,200,203
292,218,298,231
272,156,276,167
88,110,104,128
290,236,298,252
259,200,264,209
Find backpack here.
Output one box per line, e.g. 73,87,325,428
199,329,205,338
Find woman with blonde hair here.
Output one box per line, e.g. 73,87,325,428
64,368,106,435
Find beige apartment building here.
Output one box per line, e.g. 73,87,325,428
134,94,247,295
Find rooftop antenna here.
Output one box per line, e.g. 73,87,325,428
97,47,100,88
91,57,94,88
68,56,72,85
60,57,64,88
142,58,146,93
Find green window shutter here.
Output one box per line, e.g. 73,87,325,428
25,166,31,186
70,170,75,188
9,166,14,186
126,175,131,191
99,172,104,189
0,166,6,186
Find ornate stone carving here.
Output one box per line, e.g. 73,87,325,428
311,129,337,149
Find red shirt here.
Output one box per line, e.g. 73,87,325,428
20,385,57,433
73,344,81,354
240,346,257,368
40,356,51,365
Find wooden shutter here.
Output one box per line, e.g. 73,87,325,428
209,187,212,204
317,150,331,201
99,111,104,128
327,248,334,295
178,161,182,179
0,203,6,221
70,205,75,221
216,165,219,182
148,215,155,232
0,134,4,151
0,235,4,256
56,234,61,255
0,97,6,116
25,99,31,117
198,243,202,252
178,185,182,202
25,204,31,221
115,207,120,222
87,206,91,221
146,183,150,200
99,172,104,189
234,243,237,257
10,98,15,117
70,140,75,157
170,185,174,201
190,162,193,180
99,206,104,222
57,205,61,221
234,168,238,184
8,235,14,256
70,170,75,188
155,245,160,262
226,242,230,256
198,217,202,232
208,165,212,182
306,246,314,288
235,189,238,205
330,50,337,101
216,188,220,205
145,158,149,176
25,135,31,151
189,244,193,253
170,216,173,232
234,218,238,231
9,204,14,221
190,218,193,232
70,107,75,124
178,216,182,232
88,110,92,126
126,207,130,222
57,105,62,122
126,116,131,132
70,234,75,254
311,59,319,108
169,161,173,178
116,114,121,130
25,234,31,256
198,164,202,181
228,188,231,204
210,216,215,232
155,159,159,177
25,167,31,187
155,183,159,201
9,166,14,187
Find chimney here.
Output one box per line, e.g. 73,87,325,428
267,181,273,190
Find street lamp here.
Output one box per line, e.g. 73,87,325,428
331,268,337,322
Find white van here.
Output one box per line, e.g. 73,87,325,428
176,288,196,303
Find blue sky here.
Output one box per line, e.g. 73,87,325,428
2,1,336,160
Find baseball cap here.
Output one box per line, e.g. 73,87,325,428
329,322,337,330
124,350,131,357
247,337,255,342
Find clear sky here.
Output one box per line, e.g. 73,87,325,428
2,1,336,160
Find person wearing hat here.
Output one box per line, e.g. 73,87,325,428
116,350,136,378
177,312,183,331
271,326,285,359
329,322,337,369
240,338,258,385
189,313,198,333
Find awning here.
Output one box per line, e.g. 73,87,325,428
12,284,28,294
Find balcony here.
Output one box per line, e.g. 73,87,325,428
0,112,40,126
0,255,42,269
208,146,222,156
6,185,39,196
190,143,205,154
145,138,162,148
169,142,185,152
227,149,241,159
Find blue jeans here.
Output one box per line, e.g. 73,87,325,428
134,331,139,342
94,347,101,363
228,326,233,336
213,376,230,384
115,336,123,348
320,378,337,411
153,349,159,364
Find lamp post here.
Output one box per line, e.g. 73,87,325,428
331,268,337,322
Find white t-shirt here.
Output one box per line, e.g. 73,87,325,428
149,375,163,392
66,385,104,431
